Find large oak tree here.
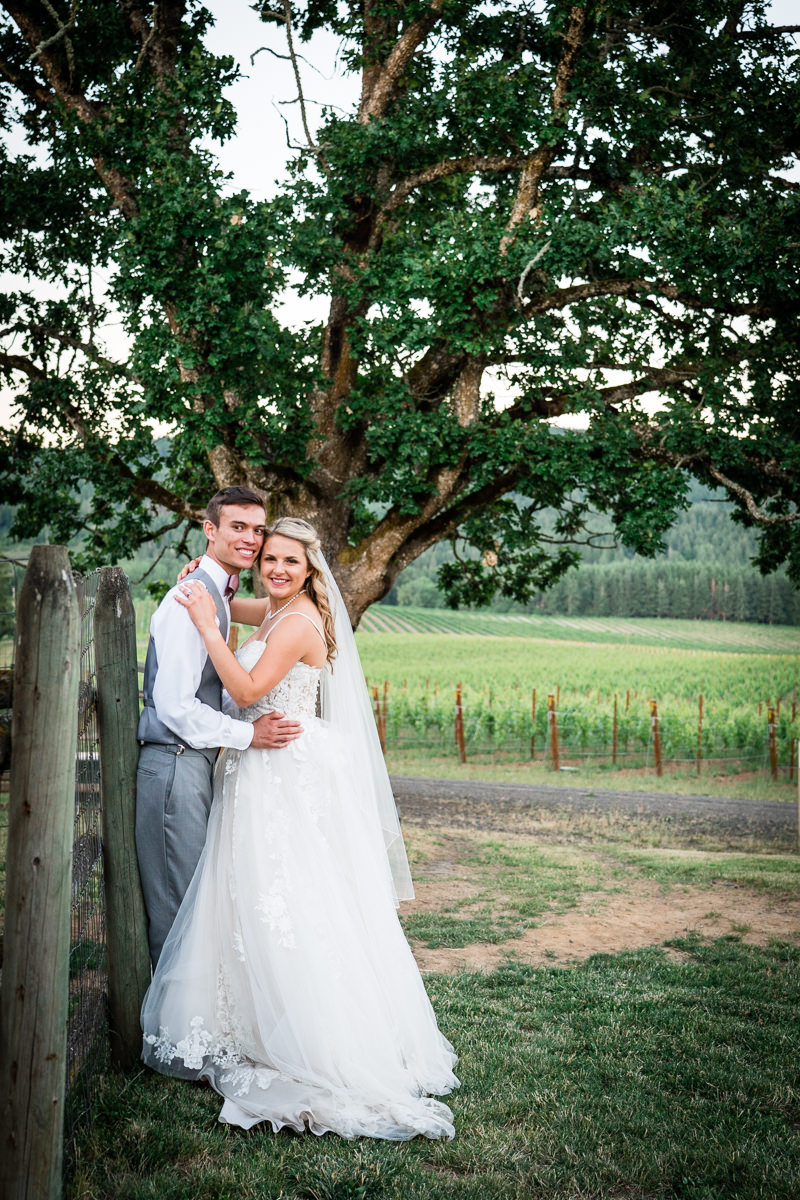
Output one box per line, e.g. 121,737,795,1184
0,1,798,621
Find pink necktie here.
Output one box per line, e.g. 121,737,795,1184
224,574,239,600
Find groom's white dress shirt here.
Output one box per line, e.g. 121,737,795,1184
148,554,254,750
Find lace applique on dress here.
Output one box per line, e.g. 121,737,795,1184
144,1019,278,1097
232,929,246,963
144,1016,236,1073
256,885,296,948
234,641,322,724
224,752,240,777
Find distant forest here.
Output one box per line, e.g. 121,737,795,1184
385,488,800,625
2,486,799,626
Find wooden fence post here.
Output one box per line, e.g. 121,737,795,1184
697,693,703,776
649,699,663,777
548,693,559,771
0,546,80,1200
372,685,386,753
382,681,388,750
454,683,466,763
94,568,151,1070
0,669,11,773
768,706,778,780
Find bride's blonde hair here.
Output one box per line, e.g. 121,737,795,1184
263,517,337,663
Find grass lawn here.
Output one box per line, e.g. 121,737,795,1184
69,940,799,1200
68,815,800,1200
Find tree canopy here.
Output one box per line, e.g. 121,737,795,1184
0,0,798,621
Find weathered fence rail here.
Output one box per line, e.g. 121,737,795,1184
0,546,81,1200
65,569,106,1149
95,568,150,1070
0,552,147,1200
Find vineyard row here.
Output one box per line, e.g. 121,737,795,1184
366,681,798,777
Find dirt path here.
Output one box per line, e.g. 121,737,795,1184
391,774,798,849
408,872,800,972
391,776,800,972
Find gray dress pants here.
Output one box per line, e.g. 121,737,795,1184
135,743,215,969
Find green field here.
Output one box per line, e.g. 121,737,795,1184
354,612,800,792
360,606,800,654
356,630,798,702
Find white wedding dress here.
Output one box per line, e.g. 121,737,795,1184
141,632,459,1139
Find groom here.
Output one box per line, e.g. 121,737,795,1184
136,485,302,968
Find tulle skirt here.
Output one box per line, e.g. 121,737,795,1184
140,719,459,1138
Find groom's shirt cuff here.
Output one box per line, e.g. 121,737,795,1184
150,588,255,750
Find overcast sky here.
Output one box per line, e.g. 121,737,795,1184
201,0,799,201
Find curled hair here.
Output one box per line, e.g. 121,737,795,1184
263,517,337,664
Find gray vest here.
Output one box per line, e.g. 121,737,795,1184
137,567,229,759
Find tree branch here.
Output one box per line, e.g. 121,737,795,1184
359,0,445,123
451,357,485,427
0,57,51,107
705,467,798,522
253,1,330,168
128,521,186,584
520,277,800,321
4,2,188,213
730,25,800,39
130,0,185,78
380,155,528,216
500,4,586,255
497,362,704,424
0,322,135,379
339,454,519,592
0,350,203,521
406,343,469,406
25,0,76,72
0,350,45,381
376,157,622,225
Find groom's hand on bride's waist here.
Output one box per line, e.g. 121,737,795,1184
251,710,303,750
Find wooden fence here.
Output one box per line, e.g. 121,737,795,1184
0,548,149,1200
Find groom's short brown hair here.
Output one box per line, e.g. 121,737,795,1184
205,486,266,527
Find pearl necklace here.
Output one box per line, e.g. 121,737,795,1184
266,587,306,620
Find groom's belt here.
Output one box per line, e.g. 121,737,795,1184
138,739,219,764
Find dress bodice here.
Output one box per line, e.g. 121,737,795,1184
234,640,321,722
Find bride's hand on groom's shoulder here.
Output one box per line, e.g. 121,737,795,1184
177,557,202,583
175,580,219,638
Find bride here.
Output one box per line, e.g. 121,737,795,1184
140,517,459,1139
